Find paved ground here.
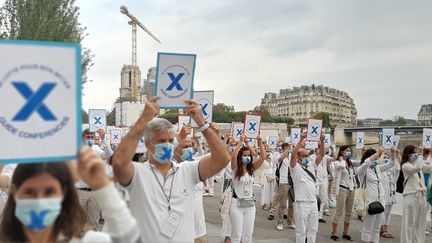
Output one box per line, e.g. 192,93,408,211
203,182,432,243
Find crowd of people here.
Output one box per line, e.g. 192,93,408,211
0,96,432,243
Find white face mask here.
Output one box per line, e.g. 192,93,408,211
152,142,175,164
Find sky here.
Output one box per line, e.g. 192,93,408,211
3,0,432,119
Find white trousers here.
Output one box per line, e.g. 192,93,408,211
382,204,393,226
401,191,427,243
229,199,256,243
206,176,215,194
316,181,328,219
362,210,384,242
294,201,318,243
221,214,232,237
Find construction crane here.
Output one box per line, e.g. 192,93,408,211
120,5,161,102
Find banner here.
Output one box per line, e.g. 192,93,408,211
190,90,214,128
243,114,261,139
155,52,196,108
0,40,81,164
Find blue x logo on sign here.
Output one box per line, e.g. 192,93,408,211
94,116,102,125
12,82,57,121
236,129,243,136
201,103,208,116
140,137,145,143
271,140,276,145
358,138,363,144
113,134,119,140
385,135,392,143
294,133,299,139
166,72,184,91
311,125,319,136
426,135,431,142
324,138,329,144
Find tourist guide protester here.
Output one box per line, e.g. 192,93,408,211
331,145,361,241
289,131,325,243
400,145,432,243
260,149,276,211
229,135,265,243
0,147,140,243
316,146,335,223
357,147,397,243
111,97,231,242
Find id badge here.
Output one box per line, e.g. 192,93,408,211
160,211,180,239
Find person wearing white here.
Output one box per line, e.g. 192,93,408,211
316,150,335,222
221,137,237,243
331,145,361,241
290,131,325,243
111,97,231,242
380,150,401,238
0,163,16,214
357,147,396,243
0,146,140,243
261,151,276,209
400,145,432,243
229,135,266,243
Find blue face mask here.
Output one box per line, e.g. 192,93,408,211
383,159,389,164
228,146,235,153
301,158,310,165
242,156,252,165
15,198,62,231
344,151,352,159
277,147,283,153
410,154,418,162
85,139,93,148
182,147,194,161
152,142,174,164
370,161,377,169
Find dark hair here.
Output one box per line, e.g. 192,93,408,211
281,143,289,151
361,148,377,164
423,148,430,157
82,129,94,138
401,145,417,166
337,145,352,167
235,147,254,180
0,162,88,242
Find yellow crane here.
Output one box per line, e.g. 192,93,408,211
120,5,161,102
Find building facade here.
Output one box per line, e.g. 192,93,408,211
119,65,141,102
418,104,432,125
261,84,357,127
359,118,383,127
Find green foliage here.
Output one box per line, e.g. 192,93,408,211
0,0,93,84
107,109,115,126
379,116,407,126
81,109,88,124
160,112,178,124
312,112,331,128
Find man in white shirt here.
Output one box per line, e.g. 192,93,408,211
290,131,324,243
111,97,230,242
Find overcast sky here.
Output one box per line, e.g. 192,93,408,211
3,0,431,119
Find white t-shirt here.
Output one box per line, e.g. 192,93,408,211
224,164,233,180
127,161,201,242
278,156,291,184
316,155,331,184
231,168,254,199
291,162,317,202
193,182,206,238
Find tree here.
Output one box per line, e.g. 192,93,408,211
0,0,93,85
81,109,88,124
107,109,115,126
313,112,332,128
379,116,407,126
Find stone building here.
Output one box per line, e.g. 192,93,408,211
418,104,432,125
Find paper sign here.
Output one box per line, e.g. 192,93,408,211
305,141,318,150
306,119,322,142
423,128,432,149
232,123,244,141
268,136,278,149
244,114,261,139
0,40,81,164
356,132,365,149
106,126,116,134
324,134,331,148
111,129,122,144
393,135,400,148
291,128,301,145
154,52,196,109
190,91,214,128
382,128,395,150
177,115,190,132
136,135,147,153
247,138,255,147
88,109,106,132
285,137,291,143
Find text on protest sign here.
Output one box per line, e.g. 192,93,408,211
243,114,261,139
190,90,214,128
306,119,323,142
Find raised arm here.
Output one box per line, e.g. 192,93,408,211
290,132,307,168
185,100,230,181
252,137,266,170
111,97,160,185
357,148,383,178
231,135,245,170
314,133,325,166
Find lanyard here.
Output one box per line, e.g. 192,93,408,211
151,166,176,212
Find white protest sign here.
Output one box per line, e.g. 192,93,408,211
268,136,278,149
155,52,196,109
244,114,261,139
285,137,291,143
191,90,214,128
0,40,81,164
136,135,147,153
382,128,395,150
88,109,106,132
106,126,116,134
291,128,301,145
393,135,400,148
324,134,331,148
247,138,255,147
305,141,318,150
111,129,122,144
232,123,244,141
356,132,365,149
423,128,432,149
306,119,322,142
177,115,190,132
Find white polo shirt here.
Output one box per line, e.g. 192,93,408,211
126,161,201,242
277,155,291,184
291,162,317,202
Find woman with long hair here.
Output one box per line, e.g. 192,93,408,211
357,147,396,243
331,145,361,241
400,145,432,243
229,135,265,243
0,147,140,243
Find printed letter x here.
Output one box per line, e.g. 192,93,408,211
94,116,102,125
249,122,257,131
166,73,184,91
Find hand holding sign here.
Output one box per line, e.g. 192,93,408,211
356,132,365,149
78,146,110,191
141,97,160,122
306,119,323,142
244,114,261,139
186,99,206,128
382,128,395,150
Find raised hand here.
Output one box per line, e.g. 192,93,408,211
142,96,160,121
77,146,110,191
185,99,206,127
